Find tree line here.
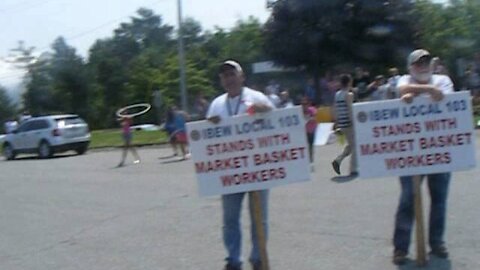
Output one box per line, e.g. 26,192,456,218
1,0,480,131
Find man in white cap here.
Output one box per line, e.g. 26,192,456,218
206,60,274,270
392,49,454,265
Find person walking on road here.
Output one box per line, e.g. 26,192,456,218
165,107,180,157
332,74,357,177
206,60,275,270
301,96,317,170
171,106,190,160
392,49,454,265
164,106,190,159
117,116,140,167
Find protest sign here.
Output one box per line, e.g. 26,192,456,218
187,107,311,197
314,122,335,146
353,91,476,178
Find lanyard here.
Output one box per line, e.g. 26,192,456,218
226,90,243,116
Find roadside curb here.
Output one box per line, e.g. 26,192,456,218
88,142,171,153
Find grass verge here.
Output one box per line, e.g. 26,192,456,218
90,129,169,149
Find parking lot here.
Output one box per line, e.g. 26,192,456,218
1,136,479,270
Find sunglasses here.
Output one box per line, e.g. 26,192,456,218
412,57,431,67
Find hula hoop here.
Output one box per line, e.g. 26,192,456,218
116,103,151,118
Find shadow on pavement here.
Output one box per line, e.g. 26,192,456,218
3,153,75,161
158,154,178,160
331,175,357,183
397,257,451,270
160,157,186,164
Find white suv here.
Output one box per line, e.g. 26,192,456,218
2,115,90,160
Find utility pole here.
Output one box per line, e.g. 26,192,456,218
177,0,187,112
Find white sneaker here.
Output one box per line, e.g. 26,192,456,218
133,160,140,164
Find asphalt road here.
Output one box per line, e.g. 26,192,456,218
0,134,479,270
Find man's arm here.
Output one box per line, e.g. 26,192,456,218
206,98,221,123
398,84,444,103
250,92,275,113
398,84,436,96
207,115,221,124
251,103,273,113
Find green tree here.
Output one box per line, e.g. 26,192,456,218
0,85,16,133
22,38,90,118
219,17,266,73
155,53,215,110
23,57,55,115
413,0,480,80
50,37,90,118
192,18,266,95
88,8,174,128
264,0,416,72
114,7,174,50
182,17,204,48
88,38,132,128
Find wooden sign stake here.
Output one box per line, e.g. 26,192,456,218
250,191,270,270
413,175,427,267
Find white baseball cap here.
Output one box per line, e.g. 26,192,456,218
219,60,243,73
407,49,432,66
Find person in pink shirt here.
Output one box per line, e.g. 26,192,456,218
117,116,140,167
301,96,317,167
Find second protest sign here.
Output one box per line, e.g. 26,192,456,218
353,91,476,178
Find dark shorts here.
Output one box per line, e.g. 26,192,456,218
123,133,132,144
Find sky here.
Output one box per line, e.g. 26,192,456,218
0,0,448,98
0,0,271,57
0,0,271,99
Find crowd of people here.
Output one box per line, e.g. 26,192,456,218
459,52,480,97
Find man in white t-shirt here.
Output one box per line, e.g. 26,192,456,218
392,49,453,265
4,119,18,133
264,85,281,108
206,60,274,270
387,67,401,99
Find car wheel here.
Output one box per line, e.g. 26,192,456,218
38,141,53,159
3,143,16,160
76,145,88,155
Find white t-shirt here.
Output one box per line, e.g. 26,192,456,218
206,87,274,119
4,121,18,133
397,74,454,95
267,93,281,108
370,84,390,101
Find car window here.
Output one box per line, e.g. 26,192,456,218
16,121,34,132
56,117,84,127
30,120,50,130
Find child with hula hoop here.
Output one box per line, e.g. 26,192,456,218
117,116,141,167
